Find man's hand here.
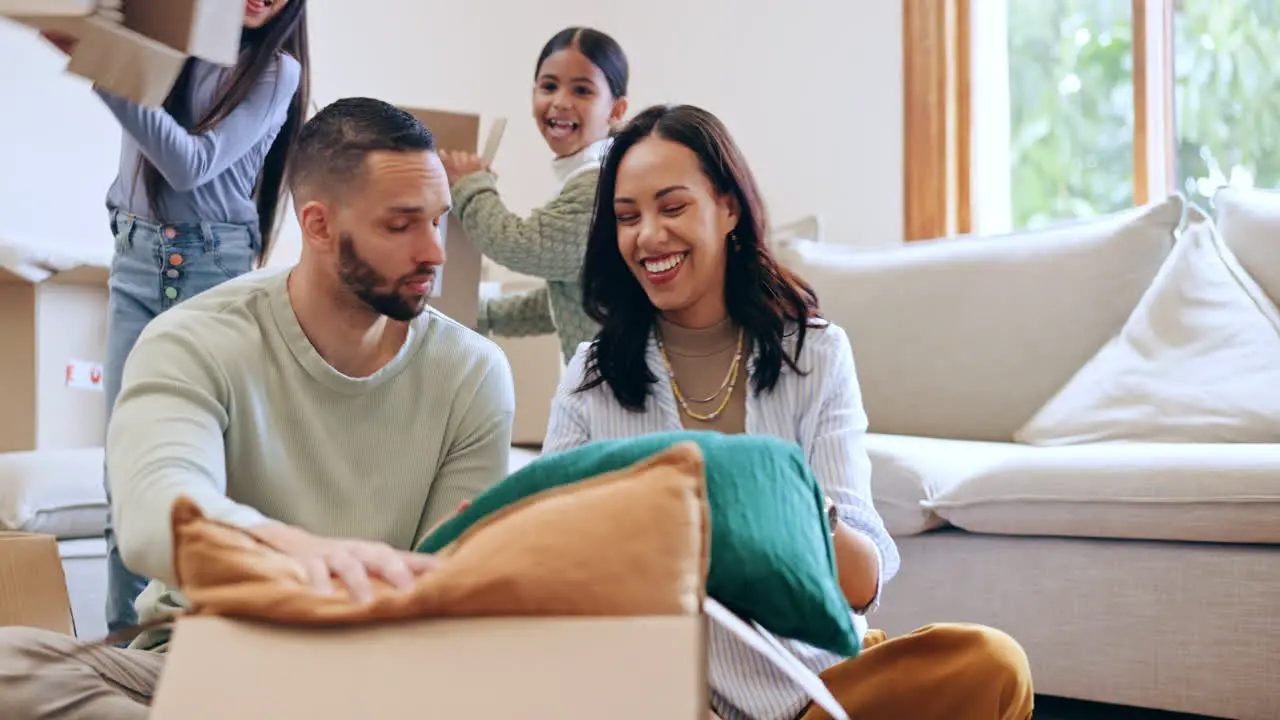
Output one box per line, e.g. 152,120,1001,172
439,149,494,186
40,30,79,56
246,522,440,604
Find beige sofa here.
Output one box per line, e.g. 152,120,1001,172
493,194,1280,717
772,191,1280,719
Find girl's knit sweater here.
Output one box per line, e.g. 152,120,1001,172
450,139,609,364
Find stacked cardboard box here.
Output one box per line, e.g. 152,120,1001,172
0,0,243,107
0,532,75,636
0,241,111,454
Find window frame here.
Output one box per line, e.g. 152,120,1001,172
904,0,1177,240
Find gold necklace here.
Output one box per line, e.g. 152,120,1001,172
657,328,744,422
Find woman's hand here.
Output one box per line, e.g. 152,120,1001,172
40,30,79,56
439,149,494,185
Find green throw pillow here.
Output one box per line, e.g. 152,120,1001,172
418,430,861,657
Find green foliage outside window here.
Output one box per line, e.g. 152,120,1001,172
1007,0,1280,229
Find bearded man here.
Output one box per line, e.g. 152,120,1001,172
0,97,515,719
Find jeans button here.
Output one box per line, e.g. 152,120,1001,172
165,269,180,279
164,286,179,300
163,226,177,239
168,253,184,267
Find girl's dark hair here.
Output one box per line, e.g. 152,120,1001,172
534,26,629,98
140,0,311,266
577,104,822,411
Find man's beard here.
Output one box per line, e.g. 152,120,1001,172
337,233,434,322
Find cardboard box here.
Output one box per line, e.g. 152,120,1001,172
153,615,706,719
5,0,242,107
122,0,242,66
0,245,110,453
0,0,94,15
150,600,850,720
400,107,507,330
67,15,189,108
0,532,75,635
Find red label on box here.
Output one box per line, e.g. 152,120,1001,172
65,360,105,391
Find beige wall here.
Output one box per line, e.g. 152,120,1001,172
0,0,904,261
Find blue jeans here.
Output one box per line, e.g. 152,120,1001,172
102,209,259,635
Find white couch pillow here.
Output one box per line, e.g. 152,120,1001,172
778,197,1182,441
1015,206,1280,445
0,447,108,538
1213,186,1280,306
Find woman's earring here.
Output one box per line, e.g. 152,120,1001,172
728,230,740,251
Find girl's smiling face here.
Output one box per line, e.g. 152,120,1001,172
244,0,289,29
532,47,626,158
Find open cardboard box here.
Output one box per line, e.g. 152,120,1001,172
0,241,110,453
150,599,848,719
3,0,243,107
0,532,75,636
399,107,507,330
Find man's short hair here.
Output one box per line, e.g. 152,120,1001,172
286,97,436,201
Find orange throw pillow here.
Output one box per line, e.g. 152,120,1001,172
169,441,711,624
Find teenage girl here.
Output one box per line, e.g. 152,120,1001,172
439,26,628,365
45,0,310,635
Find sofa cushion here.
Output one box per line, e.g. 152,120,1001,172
865,434,1016,536
774,196,1182,441
0,447,108,539
923,441,1280,544
1214,186,1280,306
1015,207,1280,445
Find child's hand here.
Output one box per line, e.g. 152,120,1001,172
439,149,493,185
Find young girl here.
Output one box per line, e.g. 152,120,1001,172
544,104,1035,720
439,26,628,365
47,0,310,635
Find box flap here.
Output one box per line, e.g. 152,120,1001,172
66,14,188,108
152,614,706,719
7,13,84,36
0,532,74,635
0,239,111,286
122,0,242,66
0,0,95,17
400,107,481,153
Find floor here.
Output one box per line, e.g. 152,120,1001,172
1035,696,1221,719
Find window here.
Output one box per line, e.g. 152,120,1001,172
903,0,1280,240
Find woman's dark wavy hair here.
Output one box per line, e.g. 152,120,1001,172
576,104,822,411
138,0,311,267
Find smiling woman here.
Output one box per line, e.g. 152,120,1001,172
579,104,820,413
545,103,1035,720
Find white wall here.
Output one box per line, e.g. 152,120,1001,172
0,20,121,257
0,0,904,264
